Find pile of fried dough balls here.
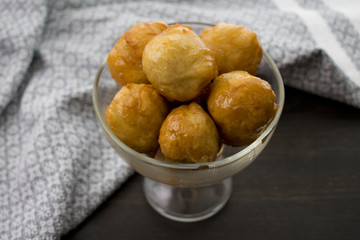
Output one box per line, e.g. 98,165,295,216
105,22,278,163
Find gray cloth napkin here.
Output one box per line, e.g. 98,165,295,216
1,0,359,239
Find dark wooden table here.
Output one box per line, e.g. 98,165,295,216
63,86,360,240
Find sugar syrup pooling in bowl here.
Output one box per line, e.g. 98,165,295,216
93,22,285,222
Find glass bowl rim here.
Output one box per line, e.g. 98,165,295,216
92,21,285,170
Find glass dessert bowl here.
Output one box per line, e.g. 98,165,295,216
92,22,285,222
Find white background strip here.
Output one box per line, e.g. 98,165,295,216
272,0,360,86
324,0,360,35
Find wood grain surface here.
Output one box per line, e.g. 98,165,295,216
63,86,360,240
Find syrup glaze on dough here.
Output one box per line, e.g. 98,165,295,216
107,22,168,86
105,21,278,163
207,71,278,147
142,24,218,102
105,83,169,154
200,22,263,75
159,102,220,163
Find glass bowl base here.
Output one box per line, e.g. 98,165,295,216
143,177,233,222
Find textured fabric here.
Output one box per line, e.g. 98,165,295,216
0,0,359,239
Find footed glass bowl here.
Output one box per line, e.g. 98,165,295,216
92,22,285,222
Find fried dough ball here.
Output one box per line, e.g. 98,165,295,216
159,102,220,163
107,22,168,86
105,83,169,154
142,24,218,102
207,71,278,146
200,22,263,75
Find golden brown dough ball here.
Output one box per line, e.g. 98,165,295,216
142,24,218,102
105,83,169,154
200,22,263,75
107,22,168,86
207,71,278,146
159,102,220,163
